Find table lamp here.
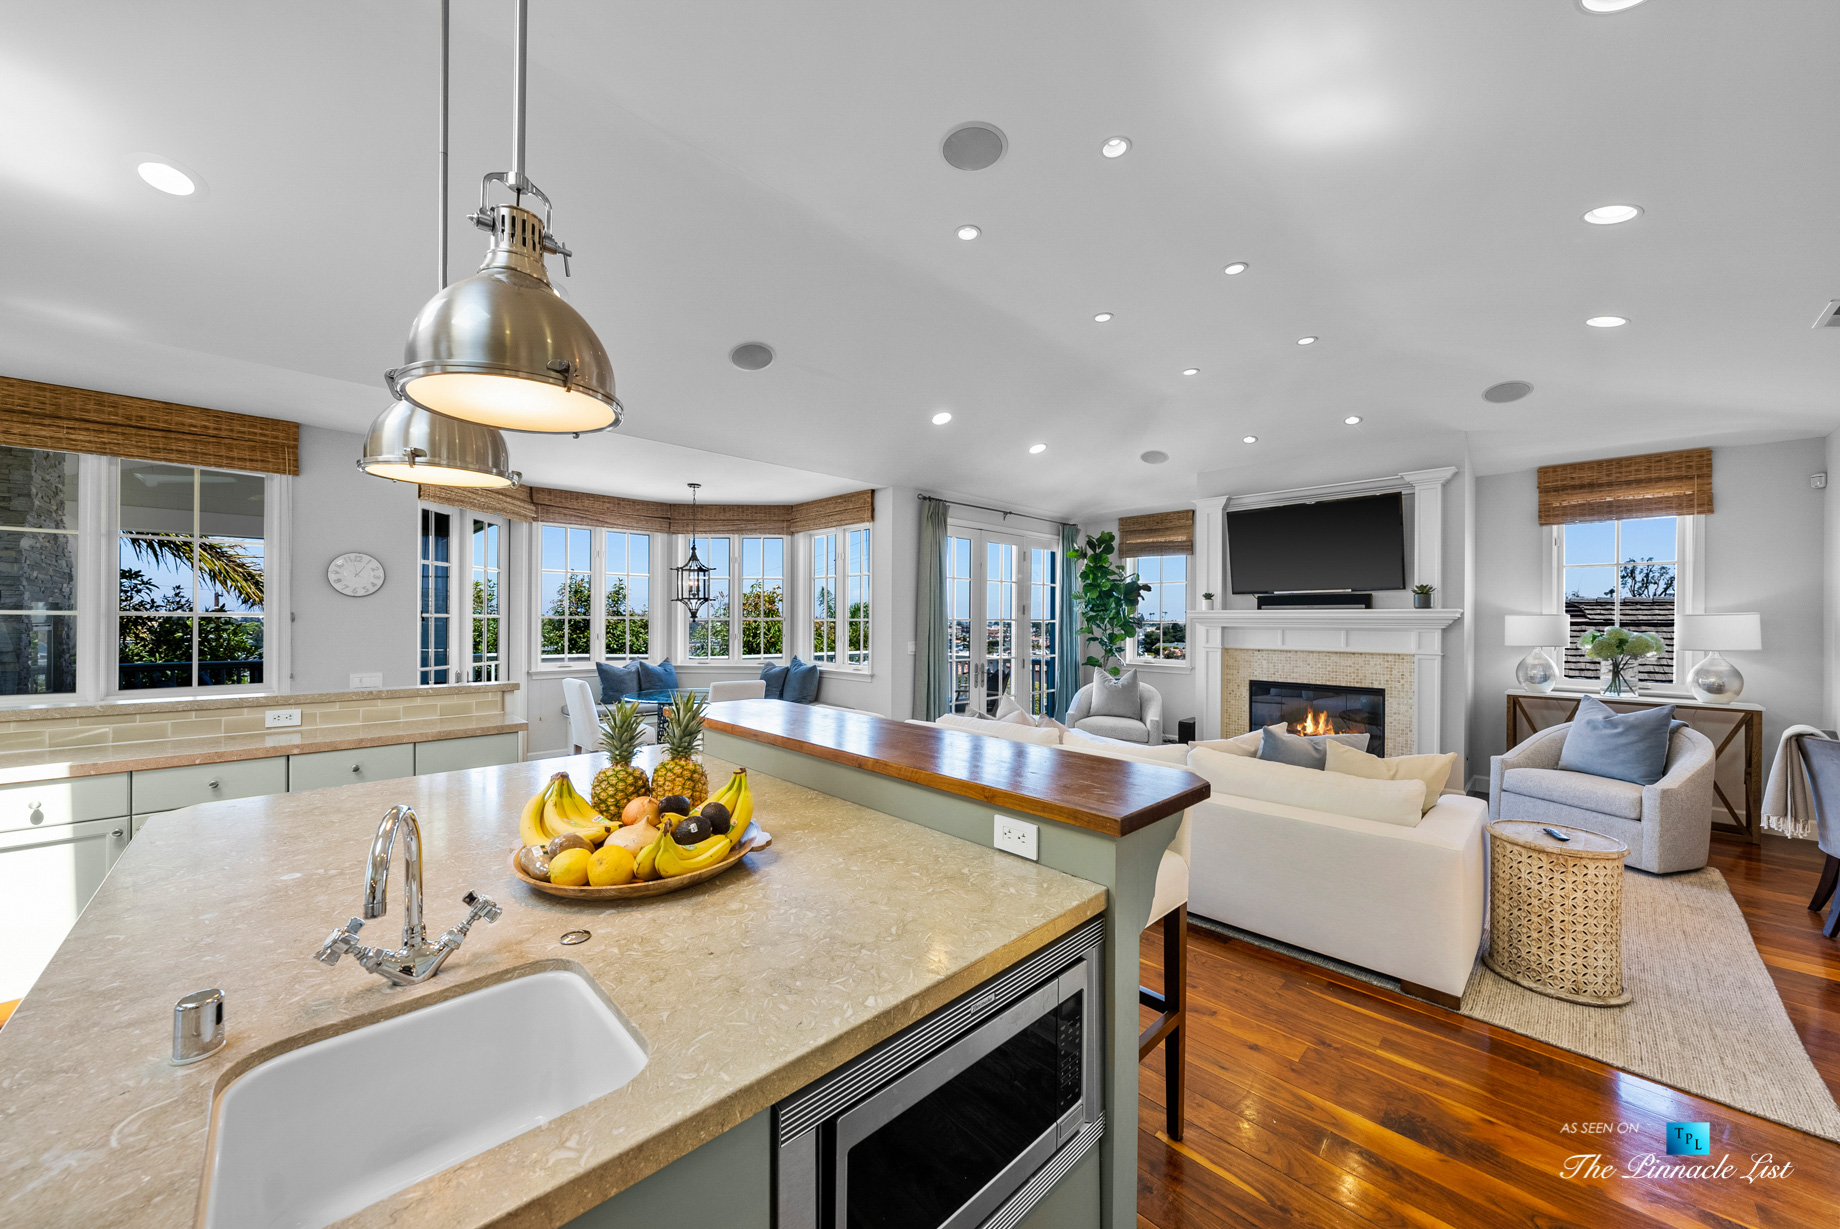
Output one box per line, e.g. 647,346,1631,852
1504,614,1569,693
1677,612,1761,704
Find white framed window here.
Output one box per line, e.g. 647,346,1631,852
419,509,454,684
526,521,652,669
1126,553,1188,662
941,523,1056,715
738,535,786,658
468,517,504,682
539,524,593,663
419,506,510,685
0,446,79,697
116,461,268,693
808,525,870,671
681,534,790,662
811,531,838,664
1553,516,1687,687
1028,546,1058,716
685,535,732,660
603,530,650,660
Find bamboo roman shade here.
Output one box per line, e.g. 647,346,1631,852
0,375,299,474
1536,448,1713,526
416,481,875,535
1117,509,1194,555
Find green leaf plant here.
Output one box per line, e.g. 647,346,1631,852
1066,531,1150,678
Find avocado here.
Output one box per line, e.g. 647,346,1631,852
658,795,692,816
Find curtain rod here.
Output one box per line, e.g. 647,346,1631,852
917,493,1076,528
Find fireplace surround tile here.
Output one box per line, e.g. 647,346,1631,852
1221,649,1416,755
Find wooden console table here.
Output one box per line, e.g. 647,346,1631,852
1505,689,1763,843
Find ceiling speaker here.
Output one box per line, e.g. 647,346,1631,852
1483,381,1533,403
730,343,775,371
1139,450,1169,464
941,123,1007,171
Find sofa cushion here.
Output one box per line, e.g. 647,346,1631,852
1192,726,1279,758
1556,696,1677,785
595,661,640,703
758,662,789,700
1502,766,1644,820
1325,742,1459,815
1259,725,1327,768
1061,728,1192,765
783,657,821,704
1148,847,1188,925
934,713,1063,746
1074,715,1150,743
1190,746,1426,826
637,659,678,692
1089,670,1142,718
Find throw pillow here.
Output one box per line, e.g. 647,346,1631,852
1189,746,1426,826
758,662,790,701
637,659,678,692
934,713,1062,746
1088,669,1142,718
1192,726,1282,758
595,660,640,703
1557,696,1679,785
1060,730,1193,766
1256,726,1372,769
994,694,1036,726
1324,742,1459,815
784,656,821,704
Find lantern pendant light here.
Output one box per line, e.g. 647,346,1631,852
673,483,714,619
387,0,619,435
361,0,520,489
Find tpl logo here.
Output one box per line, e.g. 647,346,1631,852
1666,1122,1711,1156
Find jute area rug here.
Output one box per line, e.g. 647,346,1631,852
1461,867,1840,1143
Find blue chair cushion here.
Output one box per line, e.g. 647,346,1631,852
759,662,790,701
1557,696,1681,786
637,659,678,692
784,657,821,704
595,661,640,703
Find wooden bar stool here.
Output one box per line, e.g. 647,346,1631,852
1139,817,1190,1139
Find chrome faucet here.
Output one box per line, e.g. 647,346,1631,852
314,804,501,986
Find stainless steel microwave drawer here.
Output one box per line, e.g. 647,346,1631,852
131,757,289,813
0,774,131,834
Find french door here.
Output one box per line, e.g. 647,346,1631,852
946,527,1052,716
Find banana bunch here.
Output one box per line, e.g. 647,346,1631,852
518,773,611,848
636,769,756,880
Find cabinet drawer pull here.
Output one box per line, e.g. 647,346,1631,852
206,779,221,790
111,828,124,838
350,763,362,773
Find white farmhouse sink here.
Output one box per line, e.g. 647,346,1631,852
201,968,647,1229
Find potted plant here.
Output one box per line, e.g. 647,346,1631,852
1202,591,1216,611
1066,531,1150,677
1411,583,1435,609
1579,627,1663,697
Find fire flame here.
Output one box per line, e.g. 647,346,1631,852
1294,707,1334,736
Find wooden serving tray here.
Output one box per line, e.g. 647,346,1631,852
510,824,772,900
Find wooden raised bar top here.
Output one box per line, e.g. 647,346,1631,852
705,700,1209,837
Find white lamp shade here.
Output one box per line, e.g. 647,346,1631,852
1677,612,1761,652
1503,614,1569,647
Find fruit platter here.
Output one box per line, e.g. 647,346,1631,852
510,692,772,901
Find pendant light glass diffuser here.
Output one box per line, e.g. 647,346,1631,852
673,483,714,618
388,0,618,434
361,0,519,488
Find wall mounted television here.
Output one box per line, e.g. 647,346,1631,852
1227,491,1406,594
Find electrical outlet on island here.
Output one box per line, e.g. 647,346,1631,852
993,814,1039,860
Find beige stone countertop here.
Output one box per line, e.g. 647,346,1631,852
0,717,529,785
0,749,1106,1229
0,681,518,724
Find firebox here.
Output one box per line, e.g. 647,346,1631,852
1248,680,1387,758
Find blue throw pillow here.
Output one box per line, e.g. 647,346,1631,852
595,661,640,703
637,659,678,692
1557,696,1679,785
759,661,790,700
784,656,821,705
1257,726,1327,769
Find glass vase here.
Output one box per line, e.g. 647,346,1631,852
1600,657,1640,697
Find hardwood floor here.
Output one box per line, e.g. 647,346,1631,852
1138,832,1840,1228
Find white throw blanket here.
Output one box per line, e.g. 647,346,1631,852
1761,724,1826,840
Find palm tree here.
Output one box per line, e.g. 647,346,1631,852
122,536,264,608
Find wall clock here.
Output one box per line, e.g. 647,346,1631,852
327,553,386,597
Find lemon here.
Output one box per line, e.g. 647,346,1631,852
548,847,592,886
588,844,636,887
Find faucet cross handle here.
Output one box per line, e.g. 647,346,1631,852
314,917,366,966
462,891,503,924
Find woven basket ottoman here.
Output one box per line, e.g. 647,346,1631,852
1484,819,1631,1007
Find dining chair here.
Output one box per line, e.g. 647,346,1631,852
708,679,768,703
1800,736,1840,939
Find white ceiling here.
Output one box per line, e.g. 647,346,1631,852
3,1,1837,519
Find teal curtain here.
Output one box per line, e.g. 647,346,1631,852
916,497,952,719
1055,522,1080,718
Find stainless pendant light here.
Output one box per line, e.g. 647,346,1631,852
362,0,520,489
673,483,714,619
387,0,618,434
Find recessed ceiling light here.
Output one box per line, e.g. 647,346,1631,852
1579,0,1647,12
136,160,195,196
1181,368,1200,376
931,411,953,425
1140,450,1169,464
1582,204,1642,225
1029,443,1047,454
1585,315,1628,328
1483,381,1534,403
1093,312,1113,323
1344,415,1362,425
1223,262,1249,275
1296,336,1318,345
1101,136,1131,158
729,342,775,369
1242,435,1258,444
956,224,981,240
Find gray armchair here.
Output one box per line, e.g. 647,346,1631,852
1489,720,1715,873
1066,680,1164,745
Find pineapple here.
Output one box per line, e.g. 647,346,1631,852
651,691,709,806
591,700,651,819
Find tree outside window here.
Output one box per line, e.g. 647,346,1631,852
1128,554,1187,661
540,525,592,661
